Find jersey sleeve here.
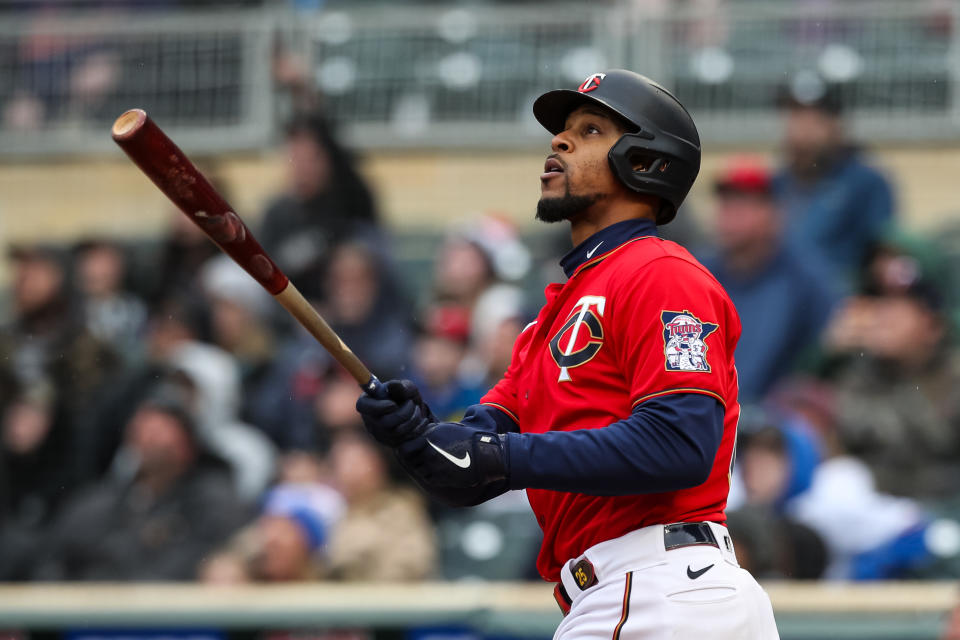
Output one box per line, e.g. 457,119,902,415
611,256,738,410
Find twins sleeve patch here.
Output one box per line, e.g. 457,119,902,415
661,310,719,372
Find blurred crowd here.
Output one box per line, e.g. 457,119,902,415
0,107,542,584
3,74,960,589
704,83,960,584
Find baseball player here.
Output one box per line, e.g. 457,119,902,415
357,69,779,638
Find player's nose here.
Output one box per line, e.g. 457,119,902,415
551,131,572,153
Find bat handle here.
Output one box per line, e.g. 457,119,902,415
272,282,381,389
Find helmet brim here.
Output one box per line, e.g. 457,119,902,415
532,89,634,136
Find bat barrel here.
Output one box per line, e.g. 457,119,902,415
111,109,381,392
111,109,289,295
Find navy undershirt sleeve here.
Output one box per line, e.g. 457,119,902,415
461,403,520,435
503,393,724,495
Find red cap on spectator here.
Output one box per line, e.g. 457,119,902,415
424,304,471,344
714,161,772,197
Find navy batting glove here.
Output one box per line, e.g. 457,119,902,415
356,379,436,447
398,422,508,489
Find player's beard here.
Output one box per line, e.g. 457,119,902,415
536,189,604,223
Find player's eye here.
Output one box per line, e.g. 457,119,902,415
584,124,601,135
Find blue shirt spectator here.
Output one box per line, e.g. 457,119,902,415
701,161,839,403
773,149,894,280
772,80,895,281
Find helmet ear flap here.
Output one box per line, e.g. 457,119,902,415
607,132,698,225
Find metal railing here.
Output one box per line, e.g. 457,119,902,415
0,10,275,155
1,1,959,156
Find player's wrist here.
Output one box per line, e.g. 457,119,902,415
471,429,509,485
501,431,527,490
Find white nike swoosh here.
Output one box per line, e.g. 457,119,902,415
586,241,604,258
427,439,471,468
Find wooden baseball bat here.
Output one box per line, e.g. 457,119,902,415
111,108,382,395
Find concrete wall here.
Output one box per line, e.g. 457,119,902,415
1,146,958,283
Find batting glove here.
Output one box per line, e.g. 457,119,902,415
398,422,508,490
356,379,436,447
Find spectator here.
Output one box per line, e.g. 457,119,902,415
463,276,527,389
473,312,526,389
200,483,344,583
408,304,485,421
1,243,119,391
725,408,827,581
239,337,327,451
88,296,210,464
321,241,412,381
87,294,275,500
699,160,838,402
200,256,279,430
258,114,380,299
432,235,498,310
167,341,277,502
201,241,400,452
788,450,937,580
235,332,344,452
0,243,121,484
36,389,247,581
737,422,822,513
325,433,437,581
821,241,960,498
753,380,948,580
725,507,828,581
254,504,325,582
773,77,895,281
249,233,412,448
73,238,147,362
313,368,366,440
429,216,530,387
0,380,69,580
271,41,320,117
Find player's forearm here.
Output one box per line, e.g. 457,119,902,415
503,394,724,495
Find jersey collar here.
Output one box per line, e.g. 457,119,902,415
559,218,658,279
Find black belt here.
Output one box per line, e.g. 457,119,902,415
663,521,720,550
553,522,721,616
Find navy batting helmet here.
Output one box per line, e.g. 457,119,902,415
533,69,701,225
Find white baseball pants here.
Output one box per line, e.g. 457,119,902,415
554,522,780,639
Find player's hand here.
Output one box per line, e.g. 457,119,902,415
398,422,508,489
356,379,436,447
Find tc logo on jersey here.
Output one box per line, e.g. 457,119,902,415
662,310,718,372
578,72,606,93
549,295,606,382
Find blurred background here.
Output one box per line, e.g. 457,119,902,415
2,0,960,638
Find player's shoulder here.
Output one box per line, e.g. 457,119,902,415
612,237,724,289
608,238,740,335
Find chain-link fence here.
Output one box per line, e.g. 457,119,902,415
1,1,959,155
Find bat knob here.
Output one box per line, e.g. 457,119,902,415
363,376,387,398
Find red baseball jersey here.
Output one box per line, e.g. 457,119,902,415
481,222,741,581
